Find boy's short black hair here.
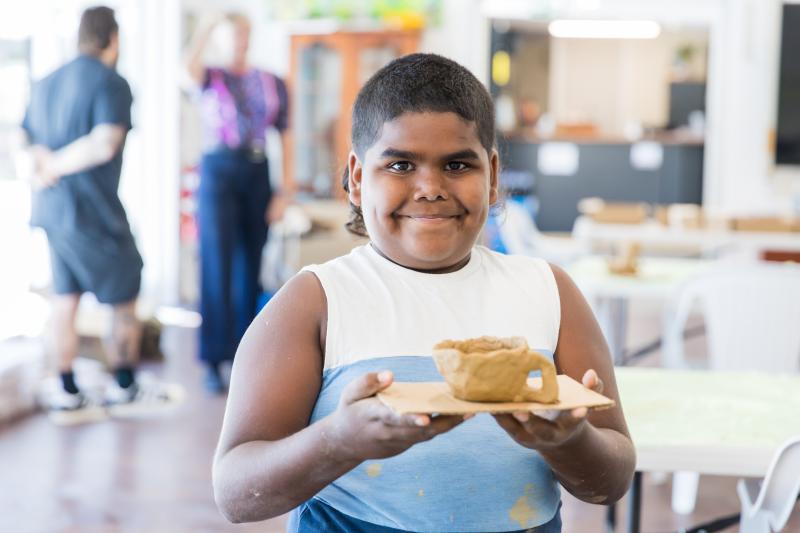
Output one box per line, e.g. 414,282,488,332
78,6,118,54
344,53,496,236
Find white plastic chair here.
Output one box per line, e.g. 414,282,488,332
497,200,587,266
737,436,800,533
662,263,800,514
662,263,800,372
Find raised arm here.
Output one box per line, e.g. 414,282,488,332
184,15,221,87
493,264,635,504
213,271,465,523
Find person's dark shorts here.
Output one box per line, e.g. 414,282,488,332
47,227,143,305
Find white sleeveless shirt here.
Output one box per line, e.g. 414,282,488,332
299,244,563,532
309,243,560,370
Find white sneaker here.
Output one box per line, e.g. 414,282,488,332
40,389,108,426
104,378,185,419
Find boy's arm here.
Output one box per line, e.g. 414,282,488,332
493,264,636,504
539,264,635,503
213,271,335,522
213,271,464,523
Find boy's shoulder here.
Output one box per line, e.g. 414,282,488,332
302,245,556,282
477,245,553,271
301,244,371,273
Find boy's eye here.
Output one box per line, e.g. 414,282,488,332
388,161,414,172
445,161,469,171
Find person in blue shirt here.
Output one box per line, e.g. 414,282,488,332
15,6,171,424
212,54,635,531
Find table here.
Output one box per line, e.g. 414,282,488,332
614,367,800,533
572,216,800,257
568,256,713,300
567,256,714,363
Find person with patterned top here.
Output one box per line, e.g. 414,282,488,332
184,12,291,393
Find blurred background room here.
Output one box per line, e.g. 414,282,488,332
1,0,799,531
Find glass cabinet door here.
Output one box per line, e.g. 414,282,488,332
289,31,420,198
293,43,342,197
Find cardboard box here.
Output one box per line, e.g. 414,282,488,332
591,203,649,224
731,216,800,233
654,203,705,229
654,205,669,226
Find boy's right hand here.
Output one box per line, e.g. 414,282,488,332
324,371,467,462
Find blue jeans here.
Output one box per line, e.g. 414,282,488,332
197,150,271,364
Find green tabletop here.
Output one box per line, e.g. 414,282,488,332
615,367,800,476
568,256,714,299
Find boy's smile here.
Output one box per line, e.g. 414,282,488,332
348,112,498,273
395,206,465,223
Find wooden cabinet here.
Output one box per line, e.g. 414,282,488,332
287,29,420,198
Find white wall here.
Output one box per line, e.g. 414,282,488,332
548,31,708,134
550,38,626,132
121,0,182,307
704,0,789,213
420,0,490,84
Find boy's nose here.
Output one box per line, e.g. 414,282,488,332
413,168,449,201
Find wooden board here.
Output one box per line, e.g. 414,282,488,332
377,375,615,415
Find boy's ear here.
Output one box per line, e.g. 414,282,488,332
348,151,363,207
488,148,499,206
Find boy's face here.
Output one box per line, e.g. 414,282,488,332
348,111,498,272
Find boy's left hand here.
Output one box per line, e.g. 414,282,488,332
492,369,604,450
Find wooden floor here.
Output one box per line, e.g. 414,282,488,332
1,304,798,532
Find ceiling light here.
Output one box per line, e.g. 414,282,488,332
548,20,661,39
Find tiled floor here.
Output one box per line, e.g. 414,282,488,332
0,327,286,533
1,300,798,532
